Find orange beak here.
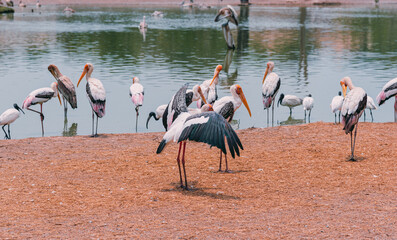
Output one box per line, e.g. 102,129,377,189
210,65,223,86
208,104,213,111
262,65,269,84
57,92,62,105
198,87,207,104
237,87,252,117
77,65,88,87
340,80,347,97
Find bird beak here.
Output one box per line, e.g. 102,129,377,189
17,106,25,114
77,65,88,87
48,67,59,80
238,90,252,117
57,92,62,105
277,98,281,107
340,81,347,98
214,13,224,22
198,87,207,104
262,65,269,84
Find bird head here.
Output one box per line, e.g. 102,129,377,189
201,104,213,112
210,65,223,86
234,84,251,117
340,79,348,98
133,76,140,84
13,103,25,114
277,93,285,107
77,63,92,87
262,61,274,84
48,64,60,80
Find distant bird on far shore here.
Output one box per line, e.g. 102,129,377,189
330,91,343,124
5,0,13,7
0,104,24,139
140,16,148,29
18,0,25,7
36,0,41,7
340,76,367,161
22,82,61,137
364,96,377,122
303,94,314,122
152,11,163,17
63,6,75,13
278,93,302,116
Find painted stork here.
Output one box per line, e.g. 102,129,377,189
262,61,281,123
18,0,25,7
213,84,251,172
215,5,239,26
330,91,343,124
22,82,61,137
162,84,207,131
303,94,314,122
156,84,243,190
340,76,367,161
139,16,148,29
63,7,75,13
376,77,397,122
277,93,303,116
364,96,377,122
129,76,144,115
0,104,24,139
222,22,235,50
152,11,163,17
146,104,167,129
188,103,213,115
36,0,41,7
48,64,77,118
198,65,222,107
77,63,106,137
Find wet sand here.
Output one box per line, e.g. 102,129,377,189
0,122,396,238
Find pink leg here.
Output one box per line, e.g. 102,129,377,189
176,142,183,188
40,103,44,137
181,142,188,190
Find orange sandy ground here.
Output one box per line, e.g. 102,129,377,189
0,122,396,238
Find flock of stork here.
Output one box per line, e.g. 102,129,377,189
1,5,397,190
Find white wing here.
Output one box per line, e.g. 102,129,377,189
330,95,344,113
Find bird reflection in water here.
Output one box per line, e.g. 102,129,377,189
278,116,305,126
139,27,147,42
62,118,77,137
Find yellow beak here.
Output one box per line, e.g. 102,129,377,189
239,91,252,117
262,67,269,84
210,69,221,86
77,68,87,87
199,88,207,104
57,92,62,105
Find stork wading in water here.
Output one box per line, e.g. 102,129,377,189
215,5,238,49
277,93,302,116
376,77,397,122
162,84,207,131
140,16,148,29
198,65,222,107
156,84,243,190
0,104,24,139
77,63,106,137
129,76,144,131
48,64,77,118
340,76,367,161
22,82,61,137
303,94,314,122
213,84,251,172
262,61,281,124
330,91,344,124
364,96,377,122
146,104,167,129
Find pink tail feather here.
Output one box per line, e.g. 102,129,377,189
22,96,33,109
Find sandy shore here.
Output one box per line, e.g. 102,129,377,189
0,122,396,238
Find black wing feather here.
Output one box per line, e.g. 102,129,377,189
218,101,235,122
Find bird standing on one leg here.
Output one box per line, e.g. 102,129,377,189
77,63,106,137
129,76,144,131
340,76,367,161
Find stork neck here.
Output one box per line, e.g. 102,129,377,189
344,77,355,90
86,68,93,80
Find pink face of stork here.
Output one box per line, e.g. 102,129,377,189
210,65,223,86
262,61,275,84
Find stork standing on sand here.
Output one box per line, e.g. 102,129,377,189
77,63,106,137
0,104,24,139
22,82,61,137
340,76,367,161
262,61,281,123
376,78,397,122
156,84,243,190
213,84,251,172
330,91,343,124
48,64,77,118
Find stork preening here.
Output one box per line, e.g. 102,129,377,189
340,77,367,161
376,77,397,122
303,94,314,122
156,84,243,190
262,61,281,124
215,5,238,50
213,84,251,172
198,65,222,107
364,96,377,122
0,104,24,139
146,104,167,129
277,93,303,116
77,63,106,137
162,84,207,131
22,82,61,137
48,64,77,118
330,91,344,124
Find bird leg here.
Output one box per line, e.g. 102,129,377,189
309,109,311,123
218,150,223,172
26,106,45,136
7,124,11,139
135,106,139,116
289,108,292,116
2,125,9,139
181,141,188,190
91,110,95,137
176,142,183,188
224,153,232,173
351,124,358,161
95,115,99,137
63,96,68,118
304,110,306,122
272,99,275,126
338,111,341,124
266,108,269,126
363,110,366,121
368,109,372,122
334,113,337,124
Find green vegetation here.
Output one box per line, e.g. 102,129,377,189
0,6,14,14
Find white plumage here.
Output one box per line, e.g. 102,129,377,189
146,104,167,129
278,93,302,115
140,16,148,29
129,77,144,110
330,91,343,123
302,94,314,121
213,84,251,122
198,65,222,107
0,104,24,139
